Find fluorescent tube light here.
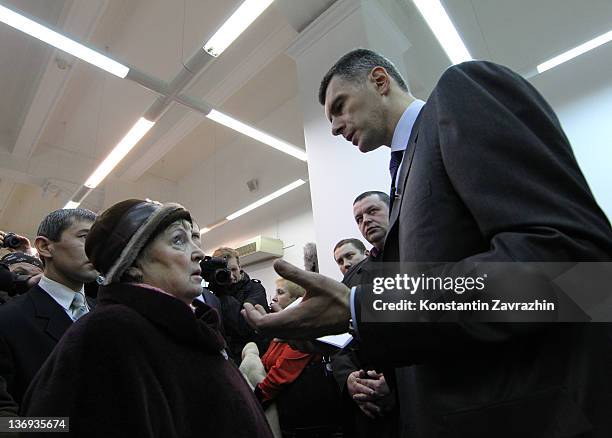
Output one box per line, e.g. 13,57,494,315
199,219,229,235
203,0,274,57
412,0,472,64
537,30,612,74
226,179,306,221
0,4,129,78
207,110,307,161
84,117,155,188
63,201,80,209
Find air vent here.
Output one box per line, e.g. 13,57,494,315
234,236,283,266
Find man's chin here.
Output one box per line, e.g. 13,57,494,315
358,142,380,154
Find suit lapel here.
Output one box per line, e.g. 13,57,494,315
389,112,422,228
29,285,73,342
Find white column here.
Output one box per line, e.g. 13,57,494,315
287,0,411,279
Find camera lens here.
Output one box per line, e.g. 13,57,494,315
214,269,232,285
3,233,22,249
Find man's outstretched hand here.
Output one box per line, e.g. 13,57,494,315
242,259,351,339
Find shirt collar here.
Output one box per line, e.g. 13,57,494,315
390,99,426,153
38,275,85,311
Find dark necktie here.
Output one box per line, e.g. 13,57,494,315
389,150,404,186
389,150,405,211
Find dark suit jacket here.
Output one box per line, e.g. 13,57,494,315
0,284,95,409
355,61,612,437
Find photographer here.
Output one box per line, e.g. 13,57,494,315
0,230,35,257
0,252,43,304
0,231,42,304
205,247,269,363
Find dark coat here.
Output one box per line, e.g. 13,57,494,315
0,285,95,410
355,61,612,437
21,283,273,438
217,272,270,362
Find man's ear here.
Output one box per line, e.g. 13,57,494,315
369,66,391,95
35,236,53,261
364,249,370,257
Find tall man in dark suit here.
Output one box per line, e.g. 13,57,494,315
0,208,97,412
244,49,612,437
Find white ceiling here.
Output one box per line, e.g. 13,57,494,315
0,0,611,240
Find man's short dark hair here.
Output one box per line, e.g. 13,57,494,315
333,238,367,254
319,48,409,105
37,208,96,242
353,191,390,207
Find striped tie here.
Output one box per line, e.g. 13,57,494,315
70,292,88,320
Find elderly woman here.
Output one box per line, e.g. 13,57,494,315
22,199,272,438
255,279,341,437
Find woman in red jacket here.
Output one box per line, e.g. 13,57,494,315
255,278,311,404
255,279,341,437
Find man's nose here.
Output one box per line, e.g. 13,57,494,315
331,118,344,137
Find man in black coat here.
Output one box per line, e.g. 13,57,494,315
244,49,612,437
0,208,97,411
212,247,269,362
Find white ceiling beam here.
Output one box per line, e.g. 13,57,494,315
0,180,17,222
11,0,109,159
120,22,298,182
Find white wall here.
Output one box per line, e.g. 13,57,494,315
530,45,612,221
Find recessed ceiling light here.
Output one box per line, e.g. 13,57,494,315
412,0,472,64
203,0,274,57
0,4,129,78
84,118,155,188
226,179,306,220
63,201,80,209
207,110,307,161
537,29,612,74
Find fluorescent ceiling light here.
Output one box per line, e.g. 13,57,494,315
226,179,306,220
207,110,307,161
412,0,472,64
200,219,229,235
84,117,155,188
203,0,274,57
537,30,612,74
0,4,129,78
63,201,80,209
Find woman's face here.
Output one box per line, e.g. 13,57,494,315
137,219,204,306
273,280,295,310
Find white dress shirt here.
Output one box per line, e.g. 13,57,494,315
38,275,88,321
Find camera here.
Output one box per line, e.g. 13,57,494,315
200,256,232,293
2,232,24,249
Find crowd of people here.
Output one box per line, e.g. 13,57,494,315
0,48,611,438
